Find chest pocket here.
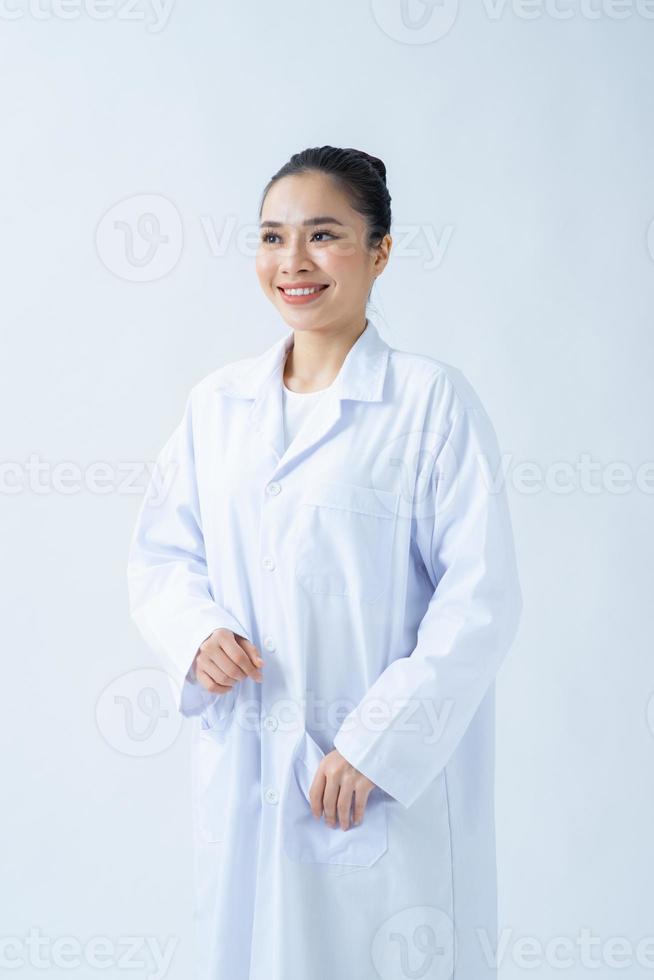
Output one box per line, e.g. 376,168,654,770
282,730,388,871
294,481,401,603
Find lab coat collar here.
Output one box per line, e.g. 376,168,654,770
213,317,391,403
214,317,391,472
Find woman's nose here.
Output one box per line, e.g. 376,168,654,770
279,238,313,273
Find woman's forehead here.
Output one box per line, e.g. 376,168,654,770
261,173,357,222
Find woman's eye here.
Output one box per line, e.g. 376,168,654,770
260,229,336,245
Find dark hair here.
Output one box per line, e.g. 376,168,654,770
258,145,392,252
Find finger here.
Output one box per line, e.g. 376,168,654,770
206,638,257,683
221,633,264,681
352,784,372,827
308,767,327,819
198,655,238,689
197,633,245,682
210,648,249,683
195,666,234,696
322,774,340,828
235,635,265,670
336,778,356,831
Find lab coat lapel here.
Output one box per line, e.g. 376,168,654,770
248,348,344,477
275,382,342,475
214,329,293,463
214,318,391,477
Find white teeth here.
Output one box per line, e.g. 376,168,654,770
282,286,325,296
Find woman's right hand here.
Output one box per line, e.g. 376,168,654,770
193,628,264,695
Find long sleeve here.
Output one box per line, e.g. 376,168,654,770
333,383,523,809
126,389,251,718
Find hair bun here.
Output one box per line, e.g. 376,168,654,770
347,148,387,186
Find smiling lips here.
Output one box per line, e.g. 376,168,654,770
277,284,329,305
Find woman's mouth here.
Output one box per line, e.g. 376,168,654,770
277,284,329,306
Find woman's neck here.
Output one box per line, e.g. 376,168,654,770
283,318,368,393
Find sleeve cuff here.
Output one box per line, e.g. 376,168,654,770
333,729,415,810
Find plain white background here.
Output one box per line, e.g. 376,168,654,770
2,3,653,978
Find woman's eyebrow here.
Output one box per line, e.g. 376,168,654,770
260,216,345,228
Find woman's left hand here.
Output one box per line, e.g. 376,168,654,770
308,749,378,831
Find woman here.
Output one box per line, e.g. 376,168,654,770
127,146,523,980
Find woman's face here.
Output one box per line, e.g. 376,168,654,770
256,171,390,333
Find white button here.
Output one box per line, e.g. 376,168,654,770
262,556,275,571
265,788,279,805
266,482,281,496
263,715,278,732
263,635,276,651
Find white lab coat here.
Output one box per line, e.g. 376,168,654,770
126,318,523,980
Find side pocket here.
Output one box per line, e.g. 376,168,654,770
193,720,232,843
281,731,388,869
198,686,238,740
